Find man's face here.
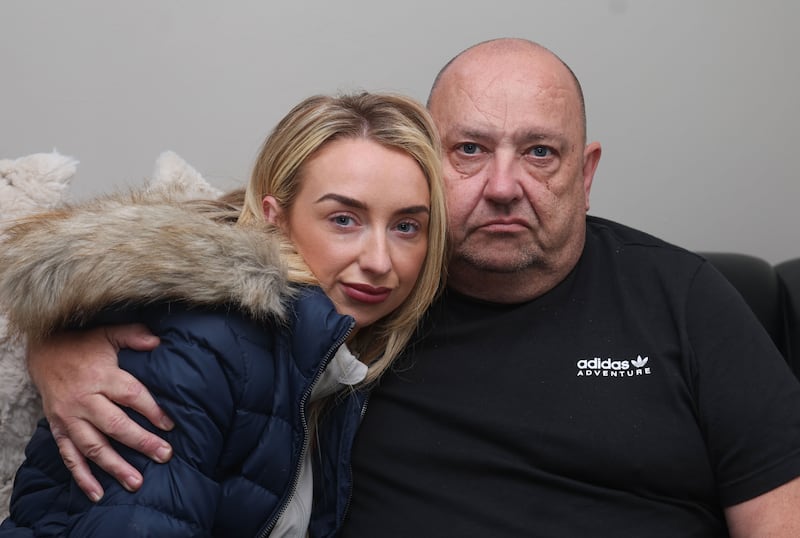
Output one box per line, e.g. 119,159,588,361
430,47,600,283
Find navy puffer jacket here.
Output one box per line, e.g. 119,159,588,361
0,195,372,537
1,289,365,537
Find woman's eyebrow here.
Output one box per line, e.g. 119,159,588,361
316,193,429,215
315,193,366,209
399,205,430,216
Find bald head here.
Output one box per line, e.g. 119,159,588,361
428,38,587,142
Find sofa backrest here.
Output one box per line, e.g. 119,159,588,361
776,258,800,375
700,252,799,379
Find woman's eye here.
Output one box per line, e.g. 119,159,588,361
395,221,420,234
332,215,355,226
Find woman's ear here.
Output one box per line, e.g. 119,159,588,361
262,195,282,225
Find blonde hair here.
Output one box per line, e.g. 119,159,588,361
239,92,447,385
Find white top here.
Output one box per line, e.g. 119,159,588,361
269,344,367,537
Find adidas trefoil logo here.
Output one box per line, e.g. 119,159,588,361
631,355,648,368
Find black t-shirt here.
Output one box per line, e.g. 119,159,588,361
341,216,800,538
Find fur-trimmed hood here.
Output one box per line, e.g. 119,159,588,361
0,190,290,342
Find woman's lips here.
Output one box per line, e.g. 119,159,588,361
342,283,392,304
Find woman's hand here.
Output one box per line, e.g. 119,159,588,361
27,323,174,501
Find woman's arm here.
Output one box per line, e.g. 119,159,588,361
27,324,174,501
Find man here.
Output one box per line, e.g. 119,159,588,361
22,39,800,536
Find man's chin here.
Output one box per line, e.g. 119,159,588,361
453,249,540,274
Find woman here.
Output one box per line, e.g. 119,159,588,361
0,92,447,536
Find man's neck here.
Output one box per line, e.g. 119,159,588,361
446,263,568,304
446,239,584,304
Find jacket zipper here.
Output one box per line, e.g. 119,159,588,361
340,392,370,528
256,321,355,538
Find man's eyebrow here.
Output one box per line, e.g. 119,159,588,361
315,193,430,215
452,127,492,141
451,126,565,144
518,129,564,142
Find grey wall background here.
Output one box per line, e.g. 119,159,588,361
2,1,797,263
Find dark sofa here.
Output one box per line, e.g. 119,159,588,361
699,252,800,378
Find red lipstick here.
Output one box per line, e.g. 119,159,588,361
343,283,391,304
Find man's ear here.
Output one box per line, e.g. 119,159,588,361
262,195,282,225
582,141,602,213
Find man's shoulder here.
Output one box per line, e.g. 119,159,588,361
586,215,702,265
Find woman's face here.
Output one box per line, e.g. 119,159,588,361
264,137,431,328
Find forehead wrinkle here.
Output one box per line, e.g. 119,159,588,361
473,73,514,130
451,80,510,134
461,68,573,126
439,61,581,152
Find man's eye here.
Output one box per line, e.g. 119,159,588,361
459,143,480,155
529,146,551,157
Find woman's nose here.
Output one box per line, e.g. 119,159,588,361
359,231,392,275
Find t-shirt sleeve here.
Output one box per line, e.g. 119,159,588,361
687,260,800,506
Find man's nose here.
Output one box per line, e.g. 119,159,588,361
483,152,523,204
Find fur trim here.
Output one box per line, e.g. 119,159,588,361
0,151,75,519
0,190,289,342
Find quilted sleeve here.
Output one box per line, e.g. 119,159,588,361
2,306,256,537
